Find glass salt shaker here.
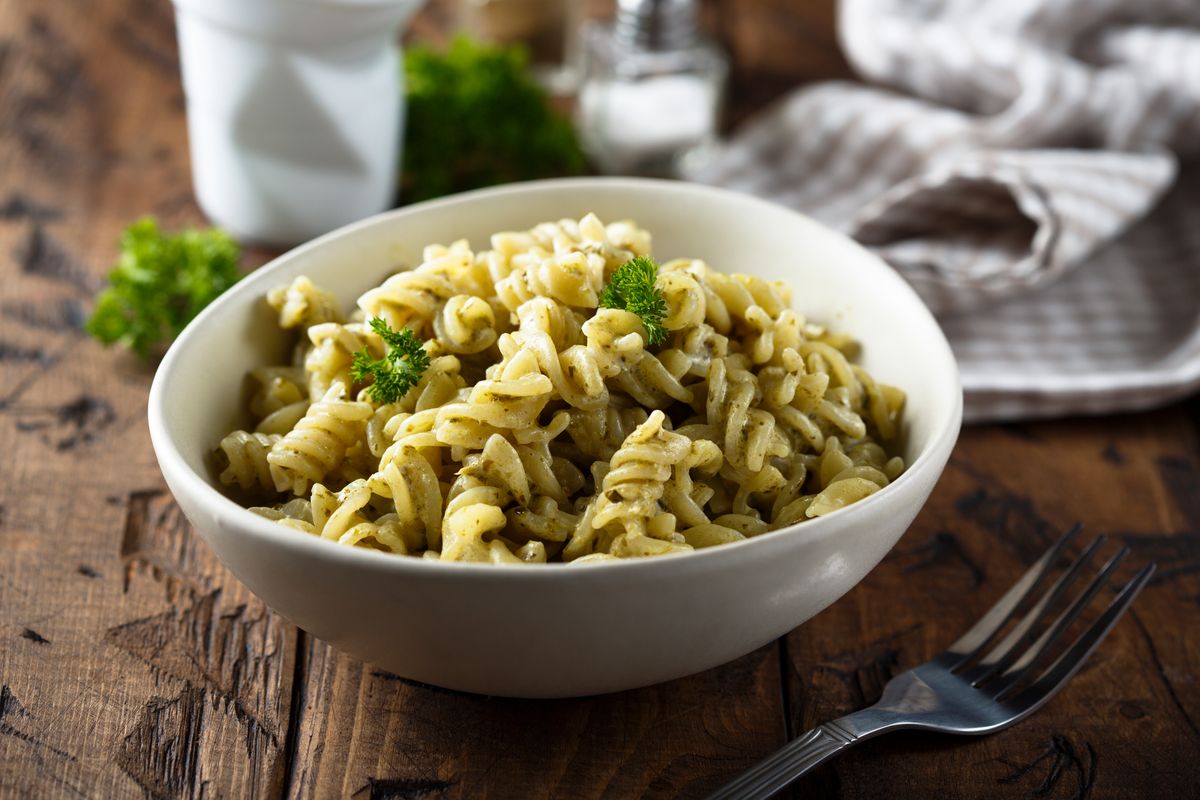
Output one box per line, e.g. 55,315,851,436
577,0,727,176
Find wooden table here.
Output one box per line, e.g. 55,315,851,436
2,1,1197,797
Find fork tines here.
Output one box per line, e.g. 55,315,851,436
942,524,1154,703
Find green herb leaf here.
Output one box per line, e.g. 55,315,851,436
85,217,241,358
351,317,431,403
598,256,669,346
402,37,586,203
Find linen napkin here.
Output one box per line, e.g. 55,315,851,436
687,0,1200,421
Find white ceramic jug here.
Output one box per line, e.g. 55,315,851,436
171,0,425,245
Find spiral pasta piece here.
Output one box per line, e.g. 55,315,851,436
249,366,307,418
432,294,498,354
566,411,697,560
358,268,457,335
267,276,343,329
217,431,281,492
267,382,373,494
368,448,443,550
496,249,605,311
303,479,411,553
304,322,373,400
439,434,542,563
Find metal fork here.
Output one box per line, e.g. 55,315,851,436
706,526,1155,800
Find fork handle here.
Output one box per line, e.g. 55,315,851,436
705,717,869,800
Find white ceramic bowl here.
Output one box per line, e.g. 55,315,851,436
149,178,962,698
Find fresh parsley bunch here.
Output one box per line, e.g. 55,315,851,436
599,256,669,346
86,217,241,358
402,37,586,203
351,317,431,404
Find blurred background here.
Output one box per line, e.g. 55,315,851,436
396,0,844,199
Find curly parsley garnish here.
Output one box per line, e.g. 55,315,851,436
351,317,431,403
402,37,585,203
86,217,241,358
599,256,669,346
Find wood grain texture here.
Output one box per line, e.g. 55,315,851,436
285,640,784,800
1,0,1197,797
0,0,295,797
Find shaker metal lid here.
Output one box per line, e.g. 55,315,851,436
615,0,698,51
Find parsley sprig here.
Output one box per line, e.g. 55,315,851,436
402,37,585,203
599,256,669,346
86,217,241,358
351,317,431,404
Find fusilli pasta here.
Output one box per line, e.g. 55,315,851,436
215,214,906,564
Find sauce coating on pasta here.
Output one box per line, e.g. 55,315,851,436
214,214,906,563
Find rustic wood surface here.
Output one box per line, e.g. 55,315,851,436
1,0,1197,798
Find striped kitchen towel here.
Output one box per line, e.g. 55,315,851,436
687,0,1200,422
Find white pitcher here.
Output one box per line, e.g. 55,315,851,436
171,0,425,245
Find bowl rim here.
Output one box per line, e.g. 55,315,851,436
148,176,963,578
